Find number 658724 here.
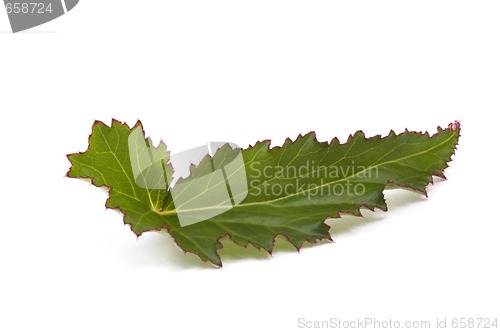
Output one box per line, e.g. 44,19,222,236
5,2,54,14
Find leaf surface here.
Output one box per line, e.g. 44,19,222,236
67,120,460,266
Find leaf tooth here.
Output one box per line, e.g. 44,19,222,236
329,137,341,147
387,129,397,138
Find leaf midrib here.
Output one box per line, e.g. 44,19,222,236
157,131,456,216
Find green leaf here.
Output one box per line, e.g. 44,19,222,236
67,120,460,267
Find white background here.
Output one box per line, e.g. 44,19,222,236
1,1,499,331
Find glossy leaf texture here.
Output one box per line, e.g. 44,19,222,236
67,120,460,266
